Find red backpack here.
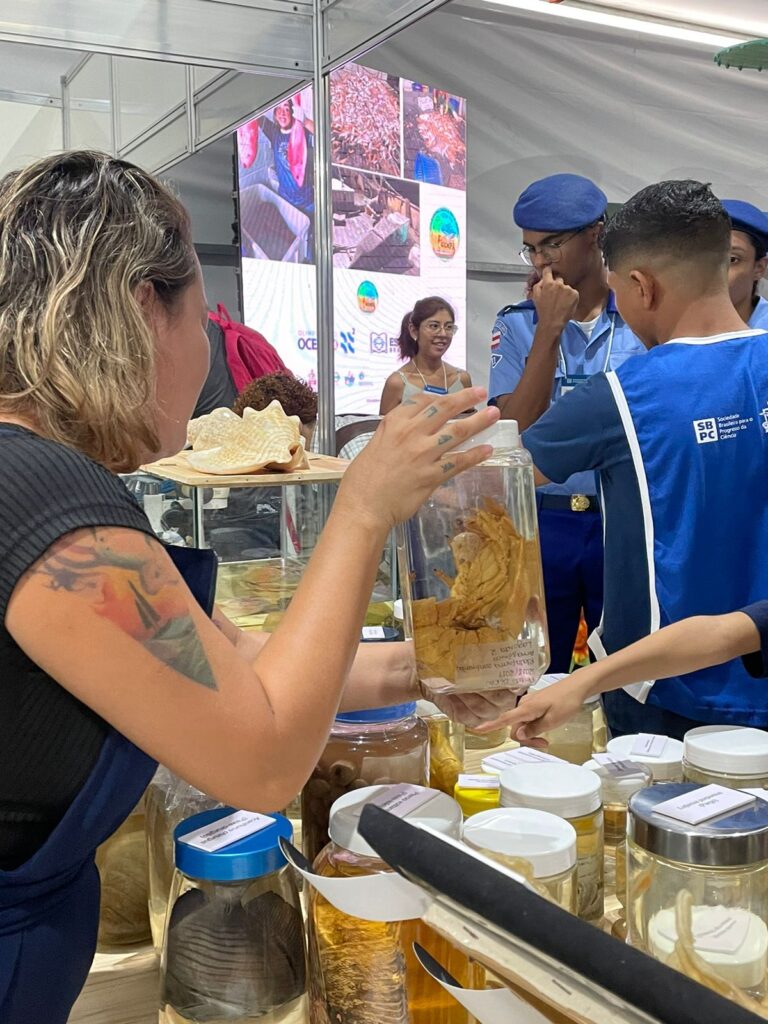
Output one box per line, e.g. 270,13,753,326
208,304,291,393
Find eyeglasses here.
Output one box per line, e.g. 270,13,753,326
422,321,458,335
519,228,584,267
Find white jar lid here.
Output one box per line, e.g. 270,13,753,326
648,905,768,990
582,758,652,800
499,763,602,818
607,734,684,781
329,785,462,858
530,673,601,705
452,419,520,453
463,807,577,877
684,725,768,777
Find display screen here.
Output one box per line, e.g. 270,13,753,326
237,67,467,414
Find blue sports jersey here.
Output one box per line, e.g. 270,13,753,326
489,294,645,495
749,296,768,330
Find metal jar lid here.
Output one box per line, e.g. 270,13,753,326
628,783,768,867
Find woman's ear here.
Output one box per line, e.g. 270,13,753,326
134,280,157,317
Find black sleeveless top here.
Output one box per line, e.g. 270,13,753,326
0,426,155,869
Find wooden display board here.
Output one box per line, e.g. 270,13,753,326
141,451,349,489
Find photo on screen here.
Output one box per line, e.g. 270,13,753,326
332,167,420,275
402,81,466,190
237,87,315,264
330,64,402,178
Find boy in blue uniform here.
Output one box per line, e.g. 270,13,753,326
489,174,645,672
519,180,768,739
722,199,768,329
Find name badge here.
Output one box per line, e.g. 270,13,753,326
560,373,589,396
423,384,448,395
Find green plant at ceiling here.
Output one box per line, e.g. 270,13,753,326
714,39,768,72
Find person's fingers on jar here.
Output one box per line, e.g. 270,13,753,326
475,688,520,711
433,445,494,488
450,691,504,720
422,389,497,439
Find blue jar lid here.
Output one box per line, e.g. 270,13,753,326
360,626,400,643
174,807,292,882
335,702,416,724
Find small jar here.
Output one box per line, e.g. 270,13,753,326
465,725,509,750
145,767,223,952
628,784,768,1000
463,807,578,913
309,785,480,1024
607,734,684,782
683,725,768,790
95,796,151,949
528,675,605,763
301,702,428,863
160,808,306,1023
583,758,652,897
417,700,466,795
500,763,604,922
454,773,501,817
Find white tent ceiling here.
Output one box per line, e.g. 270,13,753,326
581,0,768,37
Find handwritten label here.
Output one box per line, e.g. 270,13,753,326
592,753,646,778
361,626,386,640
657,905,752,956
654,784,756,825
457,774,501,790
631,734,669,758
453,638,537,693
179,810,275,852
483,748,566,773
369,784,435,818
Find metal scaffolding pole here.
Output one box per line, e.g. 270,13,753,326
311,0,335,458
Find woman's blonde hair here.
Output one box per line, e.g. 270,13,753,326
0,150,197,471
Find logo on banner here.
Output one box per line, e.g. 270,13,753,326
370,332,388,354
693,418,719,444
298,333,317,351
357,281,379,314
339,330,356,356
429,208,460,260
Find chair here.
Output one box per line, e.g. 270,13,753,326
334,417,381,458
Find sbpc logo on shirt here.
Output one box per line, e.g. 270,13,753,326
693,418,719,444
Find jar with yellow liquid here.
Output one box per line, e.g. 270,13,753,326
583,757,652,897
683,725,768,790
527,674,607,762
417,701,465,796
308,785,482,1024
463,807,577,913
500,763,604,922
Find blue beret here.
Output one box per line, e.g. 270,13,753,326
514,173,607,232
722,199,768,255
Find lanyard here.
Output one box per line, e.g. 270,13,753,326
558,312,617,377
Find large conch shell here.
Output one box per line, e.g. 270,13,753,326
186,402,309,475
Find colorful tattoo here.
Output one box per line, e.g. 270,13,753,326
34,529,217,690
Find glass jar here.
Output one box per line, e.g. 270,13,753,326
683,725,768,790
308,784,481,1024
301,703,428,864
417,700,466,796
463,807,578,913
583,758,652,897
160,808,306,1023
464,725,509,750
145,767,224,952
627,784,768,1001
454,774,501,817
500,763,604,922
399,420,549,697
95,795,151,949
607,734,684,782
528,674,605,763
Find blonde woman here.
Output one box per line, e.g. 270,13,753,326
0,152,505,1023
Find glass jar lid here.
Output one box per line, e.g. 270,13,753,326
451,419,520,453
628,783,768,867
607,734,684,781
582,758,653,802
463,807,577,877
684,725,768,777
174,808,293,881
335,702,417,724
329,784,462,857
499,763,601,818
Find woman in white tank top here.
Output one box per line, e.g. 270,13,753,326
379,296,473,414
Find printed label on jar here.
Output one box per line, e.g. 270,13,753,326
453,637,537,693
369,783,436,818
576,850,604,921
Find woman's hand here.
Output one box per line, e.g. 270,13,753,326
426,686,523,730
338,387,498,532
476,674,593,747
